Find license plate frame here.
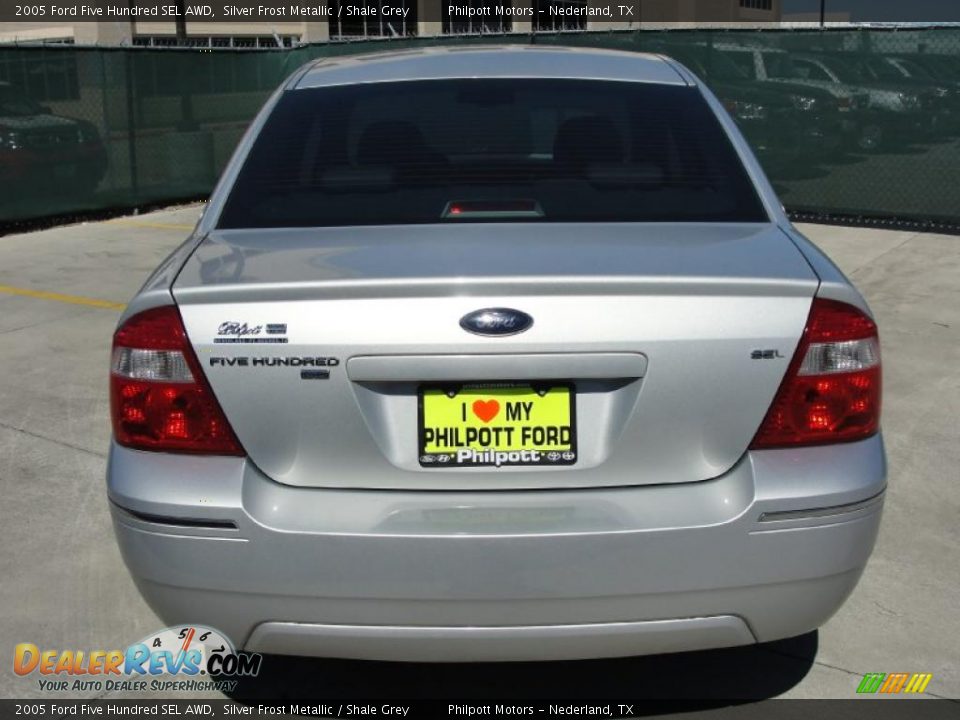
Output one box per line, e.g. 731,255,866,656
417,381,577,469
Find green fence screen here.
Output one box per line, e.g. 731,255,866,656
2,28,959,226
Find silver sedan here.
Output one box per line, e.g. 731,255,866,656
107,47,885,662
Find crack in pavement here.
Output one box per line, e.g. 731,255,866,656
846,232,919,277
0,300,106,337
0,420,106,459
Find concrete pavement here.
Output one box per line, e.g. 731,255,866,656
0,206,957,703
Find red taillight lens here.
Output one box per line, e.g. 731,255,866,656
110,306,244,455
750,298,881,449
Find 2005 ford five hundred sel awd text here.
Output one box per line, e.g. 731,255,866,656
107,47,885,662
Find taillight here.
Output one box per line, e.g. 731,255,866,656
110,306,243,455
750,298,881,449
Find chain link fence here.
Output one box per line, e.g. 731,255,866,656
1,28,959,227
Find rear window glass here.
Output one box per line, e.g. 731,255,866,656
218,79,767,228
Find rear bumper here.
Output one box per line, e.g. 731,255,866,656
107,434,886,662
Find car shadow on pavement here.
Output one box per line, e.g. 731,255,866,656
225,631,818,711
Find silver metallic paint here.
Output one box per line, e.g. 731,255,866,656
109,47,887,660
108,435,884,659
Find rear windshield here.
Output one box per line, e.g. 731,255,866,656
218,79,767,228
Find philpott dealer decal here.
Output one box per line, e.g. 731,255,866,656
214,321,288,344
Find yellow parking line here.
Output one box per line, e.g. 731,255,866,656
110,219,195,231
0,284,126,311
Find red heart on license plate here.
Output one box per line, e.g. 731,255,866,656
472,399,500,423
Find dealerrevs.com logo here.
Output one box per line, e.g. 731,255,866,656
14,625,262,693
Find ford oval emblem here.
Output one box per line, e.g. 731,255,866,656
460,308,533,337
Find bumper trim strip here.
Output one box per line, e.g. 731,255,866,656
245,615,756,662
758,490,885,523
111,501,238,530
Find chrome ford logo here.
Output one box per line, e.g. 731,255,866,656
460,308,533,337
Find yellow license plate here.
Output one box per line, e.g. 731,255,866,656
418,383,576,468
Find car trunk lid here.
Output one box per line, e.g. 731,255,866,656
173,222,817,490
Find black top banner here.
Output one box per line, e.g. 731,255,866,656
0,1,959,25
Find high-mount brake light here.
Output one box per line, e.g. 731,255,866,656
110,306,244,455
751,298,881,449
